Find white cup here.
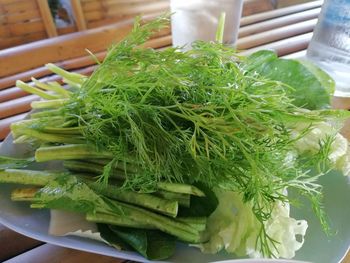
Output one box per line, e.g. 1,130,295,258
170,0,243,50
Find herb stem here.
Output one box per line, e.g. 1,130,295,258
157,182,205,197
35,144,113,162
0,169,57,186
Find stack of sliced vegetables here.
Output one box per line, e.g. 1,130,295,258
1,15,350,260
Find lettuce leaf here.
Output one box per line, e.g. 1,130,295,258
197,190,308,259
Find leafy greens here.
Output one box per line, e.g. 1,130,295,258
2,14,350,260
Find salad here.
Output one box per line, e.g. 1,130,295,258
0,15,349,261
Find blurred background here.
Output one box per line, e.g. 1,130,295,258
0,0,315,50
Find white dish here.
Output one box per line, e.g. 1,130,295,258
0,134,349,263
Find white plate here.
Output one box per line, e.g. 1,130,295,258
0,134,349,263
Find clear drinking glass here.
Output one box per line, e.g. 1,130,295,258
170,0,243,50
307,0,350,97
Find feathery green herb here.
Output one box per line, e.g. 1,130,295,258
3,14,349,259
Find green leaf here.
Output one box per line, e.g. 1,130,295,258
108,225,176,260
0,156,35,169
297,58,335,95
243,50,277,72
245,51,334,110
97,224,130,250
32,174,116,214
178,183,218,217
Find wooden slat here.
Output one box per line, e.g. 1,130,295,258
57,25,77,35
71,0,87,30
0,224,43,262
0,19,135,78
105,0,166,4
0,0,26,4
36,0,58,37
242,0,276,16
0,113,28,141
0,31,47,50
83,1,169,24
81,1,103,12
2,0,37,14
239,7,321,37
144,34,171,49
241,32,313,57
0,23,10,37
106,2,169,17
84,10,104,22
282,50,306,59
0,87,29,102
0,4,4,16
86,10,164,28
0,94,39,119
1,20,45,36
240,0,323,26
1,9,41,24
5,244,125,263
0,66,51,90
237,19,317,50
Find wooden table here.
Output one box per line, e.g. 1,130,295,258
0,1,349,262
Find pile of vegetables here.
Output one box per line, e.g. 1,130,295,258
1,15,350,260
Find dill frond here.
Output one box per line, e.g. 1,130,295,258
53,15,344,256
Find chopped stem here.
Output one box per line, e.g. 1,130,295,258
13,135,33,144
0,169,57,186
19,129,85,144
215,12,226,44
30,109,62,118
46,63,86,85
85,159,139,173
11,188,39,201
176,217,207,231
35,144,113,162
16,80,60,100
107,200,202,243
88,182,178,217
64,160,126,179
31,78,71,98
155,190,190,207
31,99,68,109
40,127,84,135
157,182,205,197
86,212,154,229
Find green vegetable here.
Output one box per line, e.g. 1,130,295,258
88,182,179,217
178,183,218,217
155,190,191,207
99,224,176,260
0,156,35,169
1,14,349,259
245,50,335,109
31,175,115,214
35,144,113,162
0,169,57,186
97,224,130,250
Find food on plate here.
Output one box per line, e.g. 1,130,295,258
0,15,349,260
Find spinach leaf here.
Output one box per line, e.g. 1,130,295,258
97,224,130,250
245,50,335,110
107,225,176,260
